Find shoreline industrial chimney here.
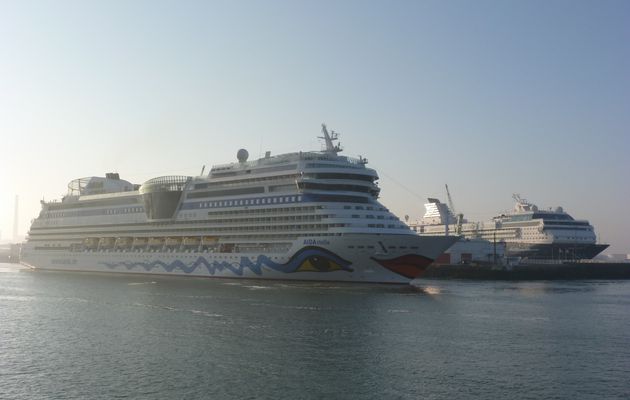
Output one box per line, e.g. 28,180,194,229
13,195,19,242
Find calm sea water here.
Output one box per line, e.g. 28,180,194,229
1,263,629,400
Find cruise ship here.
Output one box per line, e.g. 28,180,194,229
20,126,457,283
409,195,608,260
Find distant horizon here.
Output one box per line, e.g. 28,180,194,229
1,0,629,253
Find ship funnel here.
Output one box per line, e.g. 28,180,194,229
139,176,191,220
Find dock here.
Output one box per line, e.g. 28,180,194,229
422,262,630,280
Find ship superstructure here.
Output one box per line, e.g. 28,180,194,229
21,126,457,283
410,194,608,260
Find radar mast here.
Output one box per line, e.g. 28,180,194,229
319,123,342,154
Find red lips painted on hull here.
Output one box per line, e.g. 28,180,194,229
371,254,434,279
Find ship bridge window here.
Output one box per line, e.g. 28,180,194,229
534,213,574,221
303,173,375,182
305,194,368,204
211,171,239,178
298,182,373,193
305,163,363,169
507,215,534,222
249,164,297,175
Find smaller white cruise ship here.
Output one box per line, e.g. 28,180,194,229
20,125,457,283
410,194,608,260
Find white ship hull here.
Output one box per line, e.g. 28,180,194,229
21,234,457,284
22,126,459,284
411,195,608,261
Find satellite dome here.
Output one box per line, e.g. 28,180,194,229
556,206,563,213
237,149,249,163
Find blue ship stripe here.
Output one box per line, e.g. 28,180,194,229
99,247,353,276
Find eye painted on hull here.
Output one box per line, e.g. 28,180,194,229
287,246,353,273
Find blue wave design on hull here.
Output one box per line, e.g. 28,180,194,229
98,247,352,276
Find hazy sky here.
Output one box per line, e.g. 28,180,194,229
1,0,629,253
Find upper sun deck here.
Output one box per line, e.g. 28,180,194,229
43,173,140,208
210,151,368,175
210,124,371,179
493,195,580,223
66,173,137,197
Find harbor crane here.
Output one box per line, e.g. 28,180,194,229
445,184,456,215
445,184,464,235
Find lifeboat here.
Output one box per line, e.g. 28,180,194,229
165,237,182,246
219,243,235,253
201,236,218,245
148,237,164,246
115,237,133,248
84,237,99,249
132,237,148,247
98,237,115,248
183,237,201,246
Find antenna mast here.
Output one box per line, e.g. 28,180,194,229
319,123,342,154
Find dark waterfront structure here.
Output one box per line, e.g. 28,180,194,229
423,262,630,280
